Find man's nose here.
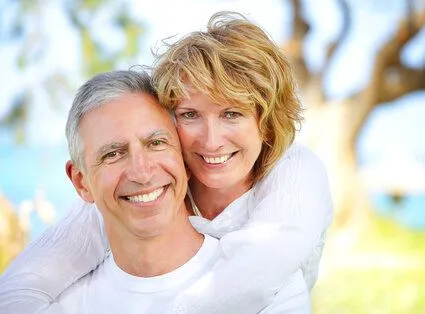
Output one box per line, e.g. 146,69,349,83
125,150,155,184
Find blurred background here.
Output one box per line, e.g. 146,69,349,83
0,0,424,312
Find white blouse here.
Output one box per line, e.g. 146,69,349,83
0,143,332,313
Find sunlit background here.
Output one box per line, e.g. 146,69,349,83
1,0,424,312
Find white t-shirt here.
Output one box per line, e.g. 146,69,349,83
56,235,221,314
56,234,310,314
0,143,331,314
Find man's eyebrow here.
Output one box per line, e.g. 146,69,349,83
95,142,127,158
144,130,173,142
93,131,173,160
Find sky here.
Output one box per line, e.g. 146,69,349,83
0,0,424,161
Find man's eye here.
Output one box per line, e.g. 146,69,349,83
149,139,167,149
223,111,242,119
102,151,123,163
105,151,118,159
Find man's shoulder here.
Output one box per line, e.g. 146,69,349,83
56,256,111,310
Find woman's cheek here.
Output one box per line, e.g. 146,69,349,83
176,124,195,148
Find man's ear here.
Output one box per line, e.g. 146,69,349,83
65,160,95,203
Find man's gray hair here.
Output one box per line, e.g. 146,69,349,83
65,69,157,170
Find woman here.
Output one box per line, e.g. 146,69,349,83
0,11,332,313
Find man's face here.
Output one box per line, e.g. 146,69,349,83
69,92,188,240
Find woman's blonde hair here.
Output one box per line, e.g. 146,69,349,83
152,11,303,183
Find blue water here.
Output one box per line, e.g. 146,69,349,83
0,139,78,239
371,194,425,230
1,137,424,240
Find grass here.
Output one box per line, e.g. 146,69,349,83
312,215,425,313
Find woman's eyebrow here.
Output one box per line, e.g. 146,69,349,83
174,106,193,111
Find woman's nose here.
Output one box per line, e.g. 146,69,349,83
201,119,224,151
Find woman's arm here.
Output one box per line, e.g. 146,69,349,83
0,198,108,313
259,269,310,314
246,143,333,289
169,144,333,313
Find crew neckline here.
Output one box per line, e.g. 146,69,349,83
106,234,219,293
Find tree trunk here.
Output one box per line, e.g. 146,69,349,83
285,0,425,231
301,100,371,228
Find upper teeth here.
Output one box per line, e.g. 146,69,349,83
127,187,164,203
203,154,232,164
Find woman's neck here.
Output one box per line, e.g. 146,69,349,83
189,176,253,220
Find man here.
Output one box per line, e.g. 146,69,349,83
56,70,221,313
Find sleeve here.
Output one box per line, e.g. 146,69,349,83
168,144,333,313
245,144,333,290
0,198,108,314
259,269,310,314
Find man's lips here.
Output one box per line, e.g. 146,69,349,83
120,186,167,203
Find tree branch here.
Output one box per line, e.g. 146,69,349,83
282,0,311,87
375,12,425,103
378,66,425,103
321,0,351,84
349,11,425,149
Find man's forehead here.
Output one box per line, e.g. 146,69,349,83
84,92,173,124
80,94,178,144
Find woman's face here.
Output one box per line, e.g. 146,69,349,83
174,92,263,190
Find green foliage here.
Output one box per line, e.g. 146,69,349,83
79,16,144,77
80,27,115,75
1,99,27,127
1,0,145,131
117,13,144,59
64,0,145,77
77,0,106,10
1,95,27,143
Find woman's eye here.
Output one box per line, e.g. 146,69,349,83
223,111,242,119
182,111,198,119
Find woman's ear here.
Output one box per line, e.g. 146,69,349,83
65,160,95,203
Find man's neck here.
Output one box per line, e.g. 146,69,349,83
106,208,204,277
